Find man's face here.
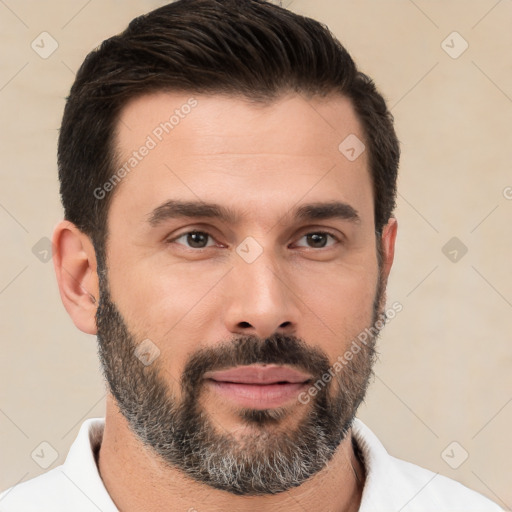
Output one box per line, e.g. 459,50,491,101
95,92,391,495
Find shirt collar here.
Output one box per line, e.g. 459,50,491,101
351,417,406,510
65,416,409,511
63,417,118,511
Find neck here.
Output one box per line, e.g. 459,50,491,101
97,395,365,512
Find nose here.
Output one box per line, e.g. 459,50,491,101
222,248,301,340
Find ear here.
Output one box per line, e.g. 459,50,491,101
52,220,100,335
379,216,398,286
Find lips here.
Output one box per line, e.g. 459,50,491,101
203,364,313,385
203,365,313,409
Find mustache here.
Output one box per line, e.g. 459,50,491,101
180,333,332,397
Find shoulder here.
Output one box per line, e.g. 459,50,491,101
0,466,89,511
389,454,503,511
352,418,503,511
0,418,117,512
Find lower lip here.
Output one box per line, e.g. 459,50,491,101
205,380,310,409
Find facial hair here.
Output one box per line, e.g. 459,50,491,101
95,264,386,496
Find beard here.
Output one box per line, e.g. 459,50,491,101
95,260,387,496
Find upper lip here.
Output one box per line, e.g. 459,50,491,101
203,365,313,385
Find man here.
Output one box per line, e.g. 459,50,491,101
0,0,503,510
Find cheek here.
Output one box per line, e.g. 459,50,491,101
107,254,227,368
292,259,379,358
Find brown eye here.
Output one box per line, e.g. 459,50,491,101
296,232,338,249
173,231,215,249
306,233,328,248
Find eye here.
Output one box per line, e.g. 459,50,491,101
171,230,217,249
294,231,339,249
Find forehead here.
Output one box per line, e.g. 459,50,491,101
108,91,372,228
115,91,366,158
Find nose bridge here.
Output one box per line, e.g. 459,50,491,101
222,241,299,338
240,246,283,302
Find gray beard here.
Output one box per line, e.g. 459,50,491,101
95,271,384,495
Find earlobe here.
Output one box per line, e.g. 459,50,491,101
52,220,99,335
380,217,398,284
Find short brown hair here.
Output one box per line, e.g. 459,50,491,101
58,0,400,265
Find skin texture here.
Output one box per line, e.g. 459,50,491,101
52,91,397,512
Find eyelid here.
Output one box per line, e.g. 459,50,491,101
167,227,343,250
167,229,221,248
292,230,341,248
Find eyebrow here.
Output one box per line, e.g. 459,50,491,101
147,199,360,227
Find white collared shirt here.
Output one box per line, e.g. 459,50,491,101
0,417,503,511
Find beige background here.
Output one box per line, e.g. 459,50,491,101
1,0,511,508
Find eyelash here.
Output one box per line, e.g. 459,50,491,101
167,230,341,250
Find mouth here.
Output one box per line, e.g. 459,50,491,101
203,364,313,409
